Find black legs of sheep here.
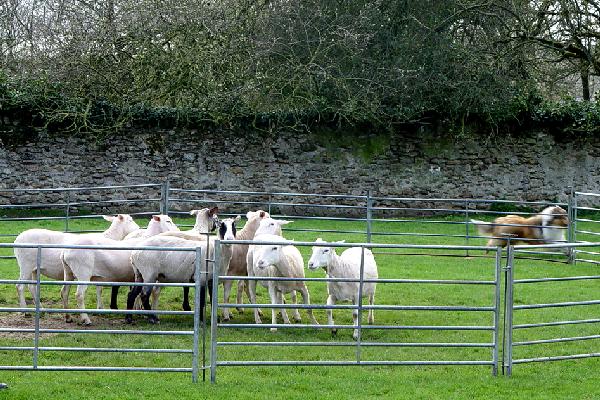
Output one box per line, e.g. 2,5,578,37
124,280,213,324
112,285,192,311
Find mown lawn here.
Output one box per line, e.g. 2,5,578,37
0,213,599,399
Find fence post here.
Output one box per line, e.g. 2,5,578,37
464,200,470,257
492,246,502,376
267,193,272,215
191,246,202,383
355,246,365,364
33,246,42,369
210,240,221,384
366,191,373,243
160,180,170,215
503,245,515,377
567,187,576,264
64,191,71,233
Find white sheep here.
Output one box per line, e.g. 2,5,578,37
307,238,378,340
124,214,180,240
60,215,177,325
14,214,140,313
157,207,219,240
222,213,289,321
127,216,239,324
248,233,319,331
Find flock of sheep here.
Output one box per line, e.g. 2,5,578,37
13,208,378,340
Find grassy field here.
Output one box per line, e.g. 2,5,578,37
0,213,600,399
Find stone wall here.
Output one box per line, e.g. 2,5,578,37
0,126,598,213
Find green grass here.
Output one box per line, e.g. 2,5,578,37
1,215,600,399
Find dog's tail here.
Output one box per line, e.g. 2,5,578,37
470,219,494,235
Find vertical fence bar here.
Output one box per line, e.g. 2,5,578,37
210,240,221,384
202,240,209,383
191,247,202,383
492,246,502,376
503,245,515,376
567,186,576,264
160,180,170,215
464,200,470,257
33,246,42,369
267,194,272,215
64,191,71,233
568,188,577,264
366,191,373,243
355,246,365,364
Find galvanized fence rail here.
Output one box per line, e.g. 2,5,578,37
0,242,208,382
504,242,600,376
208,240,503,383
0,183,166,259
166,185,571,262
3,183,600,382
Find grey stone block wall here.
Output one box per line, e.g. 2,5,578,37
0,127,598,213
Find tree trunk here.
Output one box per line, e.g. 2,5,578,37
581,64,591,101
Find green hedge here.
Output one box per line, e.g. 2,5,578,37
2,73,600,142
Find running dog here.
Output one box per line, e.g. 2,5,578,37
470,205,569,248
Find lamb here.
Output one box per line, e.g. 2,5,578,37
124,214,180,240
307,238,378,340
60,215,178,325
248,233,319,331
157,207,220,310
126,217,239,324
222,212,289,321
14,214,140,313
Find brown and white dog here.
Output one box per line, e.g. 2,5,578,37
470,205,569,248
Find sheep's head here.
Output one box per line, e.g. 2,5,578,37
307,238,344,271
255,218,292,237
255,244,283,271
246,210,270,221
190,207,219,232
148,214,178,235
219,216,240,241
103,214,140,238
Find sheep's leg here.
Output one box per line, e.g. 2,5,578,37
368,293,375,324
110,286,119,310
125,285,143,324
16,267,32,316
222,279,233,321
249,279,262,324
327,295,336,336
125,269,145,324
298,285,319,326
242,280,262,317
151,285,161,312
75,279,92,326
27,269,38,311
268,282,279,332
289,290,301,322
351,299,359,341
236,280,244,313
96,286,104,310
61,267,75,324
182,287,191,311
140,286,158,324
278,291,291,325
